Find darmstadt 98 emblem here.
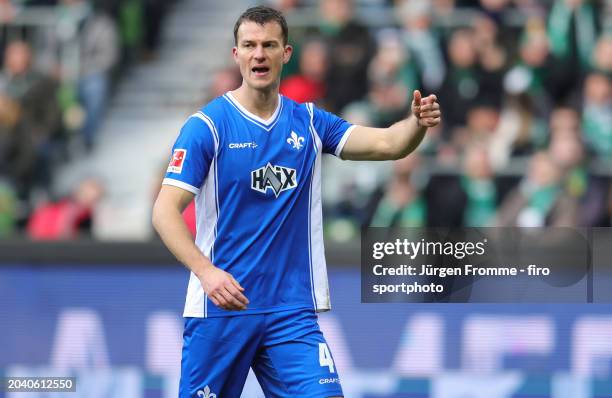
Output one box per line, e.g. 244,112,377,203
287,131,304,150
197,385,216,398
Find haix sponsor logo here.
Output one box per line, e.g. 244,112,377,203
251,163,297,197
229,142,258,149
319,377,340,384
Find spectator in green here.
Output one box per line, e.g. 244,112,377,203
311,0,375,113
504,18,576,138
342,29,419,128
581,72,612,157
0,179,16,237
547,0,599,69
367,154,427,228
438,28,481,138
496,151,577,227
591,34,612,74
549,127,608,226
460,143,498,227
396,0,445,91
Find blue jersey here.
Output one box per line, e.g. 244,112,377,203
163,92,354,317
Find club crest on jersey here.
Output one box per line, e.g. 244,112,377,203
287,131,304,150
251,163,297,197
167,149,186,173
196,386,216,398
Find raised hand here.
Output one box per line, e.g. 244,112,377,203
411,90,441,128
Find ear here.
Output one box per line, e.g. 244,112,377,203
283,45,293,64
232,46,239,64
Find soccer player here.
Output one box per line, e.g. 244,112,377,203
152,6,441,398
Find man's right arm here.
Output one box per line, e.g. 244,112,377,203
152,185,249,311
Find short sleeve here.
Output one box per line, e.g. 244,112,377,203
162,113,216,195
309,103,355,158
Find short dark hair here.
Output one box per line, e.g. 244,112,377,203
233,6,288,46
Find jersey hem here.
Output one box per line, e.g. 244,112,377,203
183,303,320,318
162,178,200,194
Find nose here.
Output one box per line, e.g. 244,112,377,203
253,45,265,60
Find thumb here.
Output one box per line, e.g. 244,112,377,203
413,90,422,107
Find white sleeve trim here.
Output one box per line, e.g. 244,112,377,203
162,178,200,195
335,125,357,158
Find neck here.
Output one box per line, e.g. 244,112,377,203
231,84,279,120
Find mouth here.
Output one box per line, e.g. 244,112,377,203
251,66,270,77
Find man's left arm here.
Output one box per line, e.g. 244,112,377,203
340,90,441,161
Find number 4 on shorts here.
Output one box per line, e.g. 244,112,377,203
318,343,336,373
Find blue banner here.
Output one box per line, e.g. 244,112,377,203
1,265,611,397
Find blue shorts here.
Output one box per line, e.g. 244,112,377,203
179,308,343,398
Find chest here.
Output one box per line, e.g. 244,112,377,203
213,114,317,198
217,114,315,168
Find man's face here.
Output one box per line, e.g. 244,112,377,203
5,42,31,76
233,21,292,92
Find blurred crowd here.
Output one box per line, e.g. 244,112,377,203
259,0,612,240
2,0,612,240
0,0,174,239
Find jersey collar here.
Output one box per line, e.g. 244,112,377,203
223,91,283,131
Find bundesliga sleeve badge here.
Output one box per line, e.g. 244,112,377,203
167,149,187,173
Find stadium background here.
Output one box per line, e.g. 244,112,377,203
1,0,612,397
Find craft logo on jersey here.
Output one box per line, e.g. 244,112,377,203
251,163,297,197
196,386,216,398
287,131,304,150
229,141,258,149
167,149,186,174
